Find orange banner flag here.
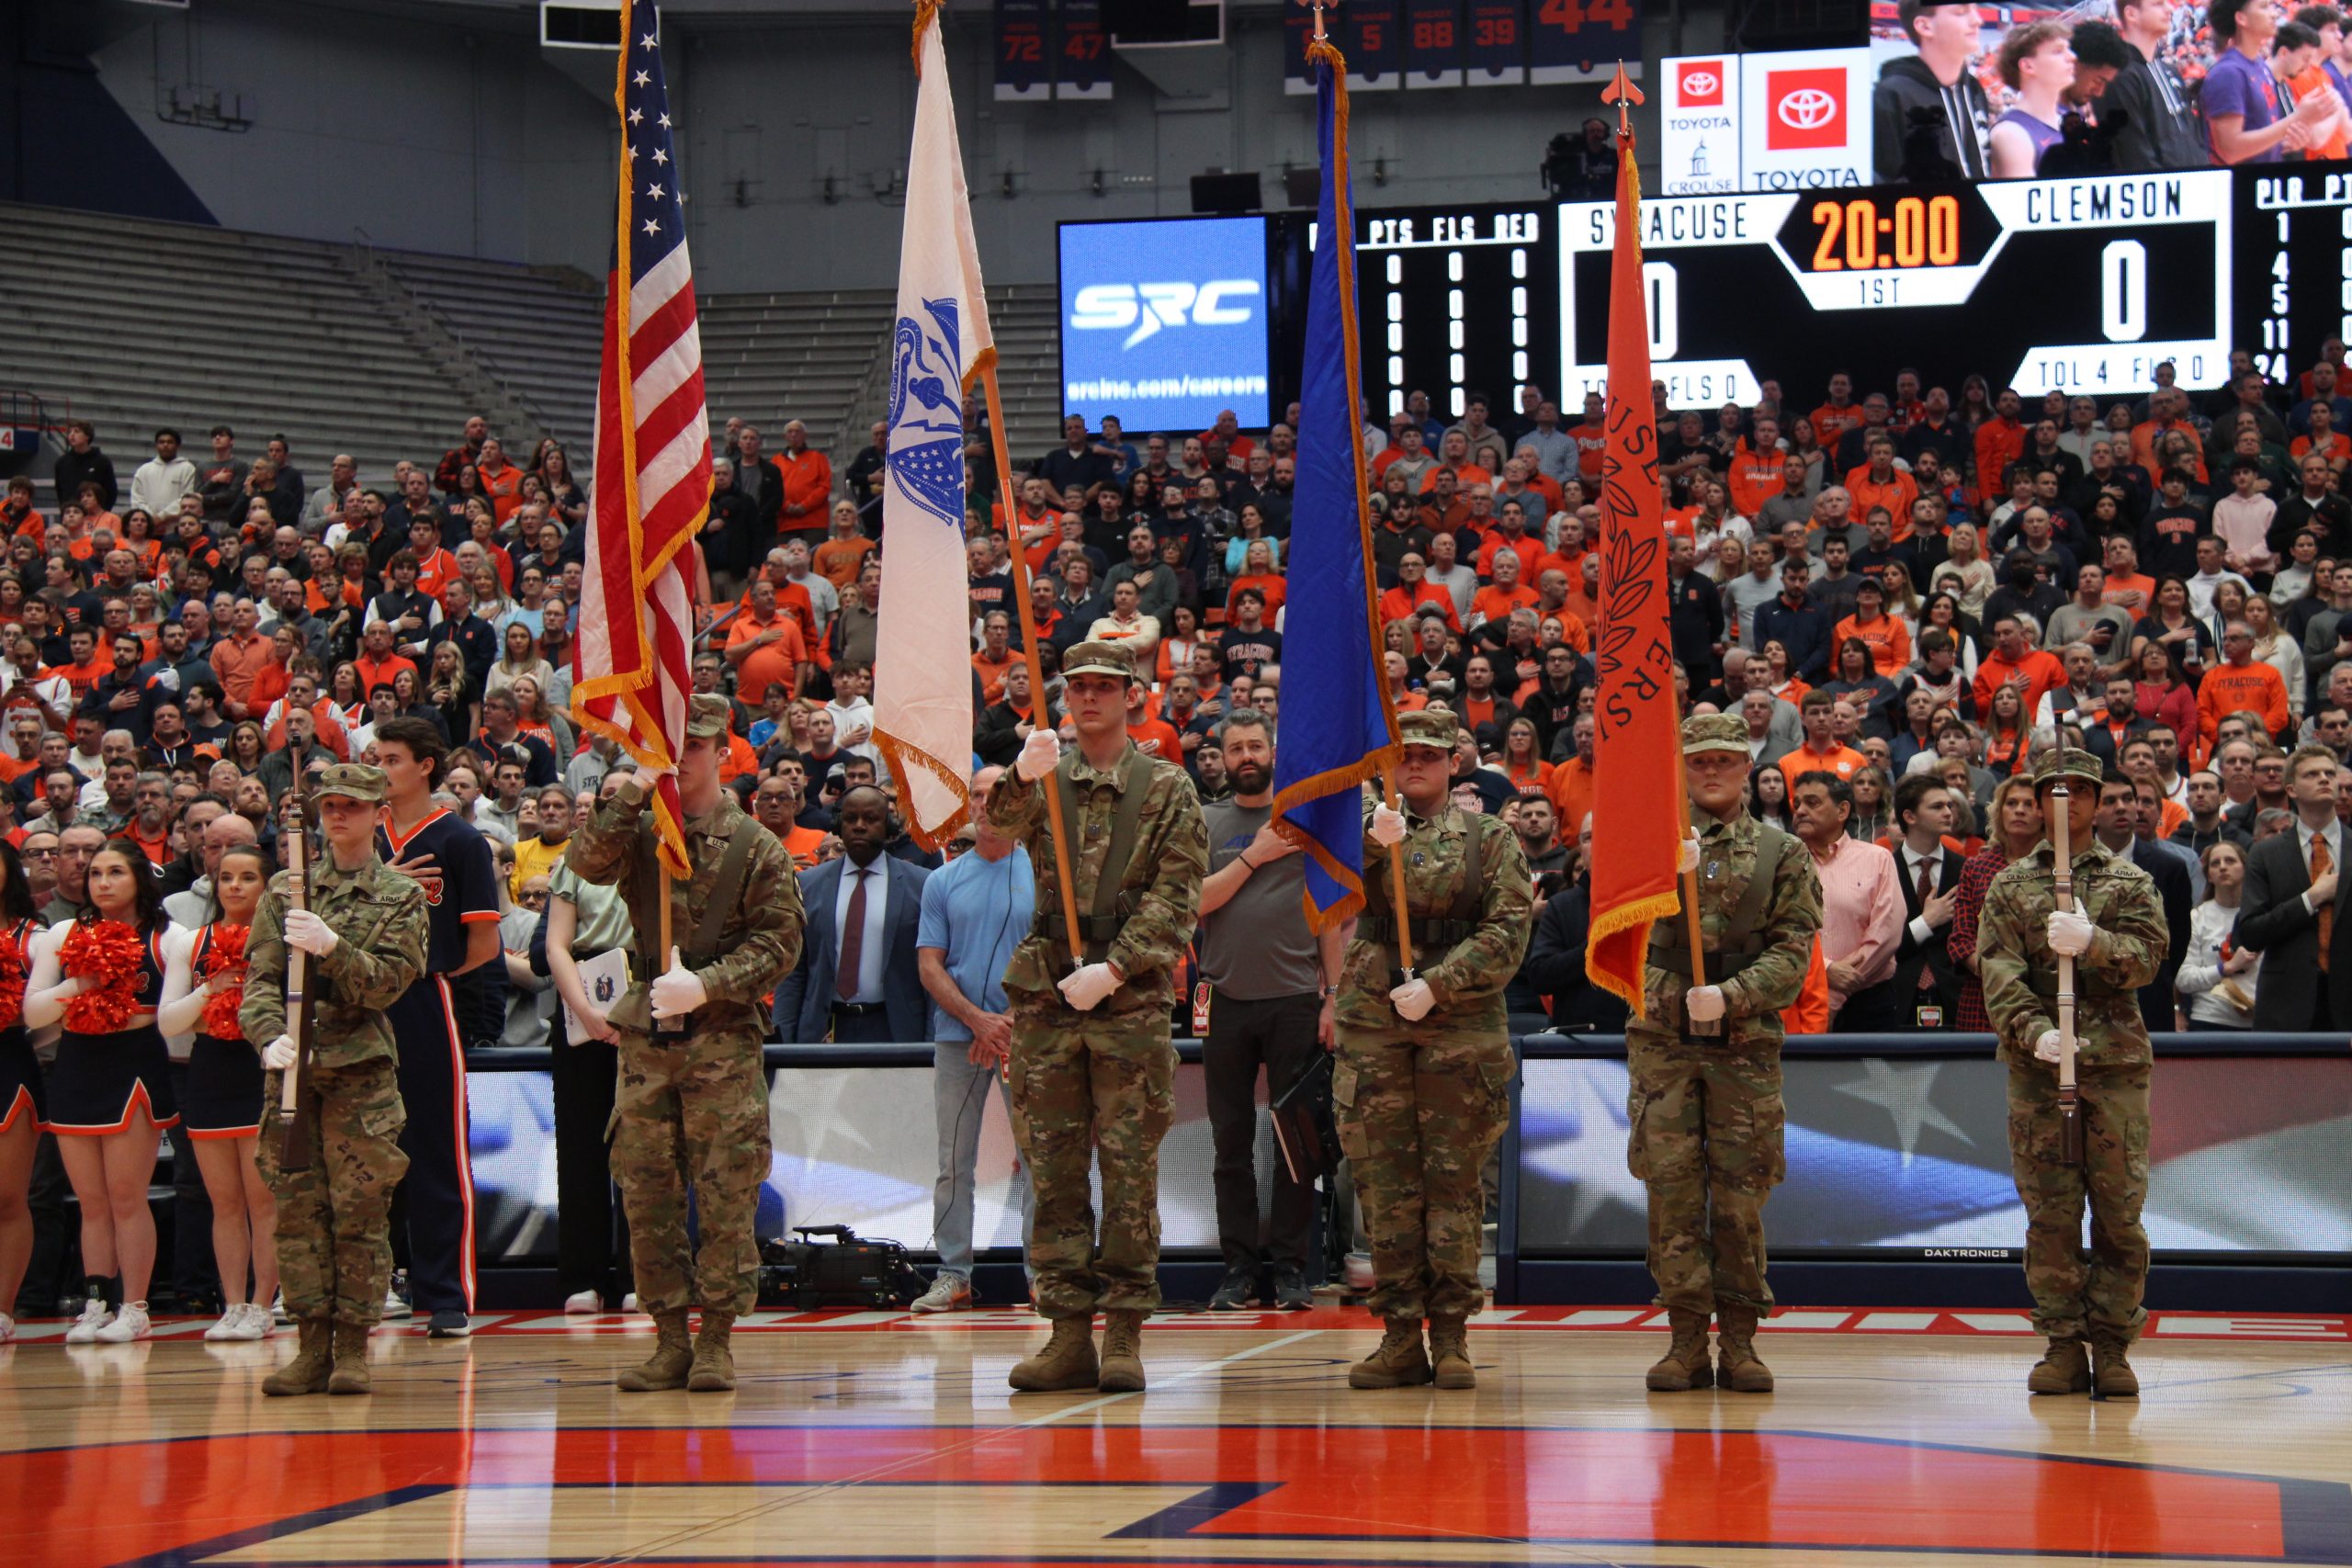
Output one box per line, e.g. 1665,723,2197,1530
1583,134,1684,1019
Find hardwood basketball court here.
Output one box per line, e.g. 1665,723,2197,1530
6,1305,2349,1567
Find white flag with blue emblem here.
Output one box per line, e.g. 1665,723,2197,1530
874,1,995,848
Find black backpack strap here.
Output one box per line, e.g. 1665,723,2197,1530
1086,762,1149,964
687,819,760,966
1450,813,1489,926
1723,823,1789,955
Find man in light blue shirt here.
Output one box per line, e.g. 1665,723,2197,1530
910,765,1037,1311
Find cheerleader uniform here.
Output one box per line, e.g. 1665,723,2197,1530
0,919,41,1135
43,924,176,1135
180,924,262,1140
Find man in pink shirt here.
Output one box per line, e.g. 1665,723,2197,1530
1790,773,1905,1030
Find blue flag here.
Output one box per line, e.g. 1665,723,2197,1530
1271,38,1398,929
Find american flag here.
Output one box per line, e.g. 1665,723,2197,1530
573,0,706,880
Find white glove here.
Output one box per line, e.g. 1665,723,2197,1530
281,908,338,958
1388,978,1436,1021
1016,728,1062,783
2046,908,2094,958
649,946,707,1020
2035,1028,2066,1066
1679,833,1702,875
1369,805,1408,846
262,1034,297,1071
1684,985,1727,1023
1057,962,1121,1012
156,667,180,693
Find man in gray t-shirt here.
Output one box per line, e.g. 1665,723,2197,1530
1195,709,1345,1311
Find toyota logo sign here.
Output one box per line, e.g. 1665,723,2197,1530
1764,65,1848,150
1777,88,1835,130
1678,61,1724,105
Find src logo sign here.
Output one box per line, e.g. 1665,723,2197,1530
1069,280,1261,350
1676,61,1724,106
1765,66,1849,150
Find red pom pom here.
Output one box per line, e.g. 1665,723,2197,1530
60,919,146,1034
198,924,250,1040
0,939,25,1032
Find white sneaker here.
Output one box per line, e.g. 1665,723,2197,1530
910,1274,973,1314
63,1301,113,1343
1343,1250,1376,1292
0,1311,14,1342
95,1303,151,1343
271,1291,290,1325
224,1303,270,1341
621,1292,639,1314
562,1290,602,1315
383,1284,412,1321
204,1307,244,1341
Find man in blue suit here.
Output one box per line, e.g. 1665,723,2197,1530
776,784,931,1043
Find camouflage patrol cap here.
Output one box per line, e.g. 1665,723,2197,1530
1062,639,1137,683
2031,745,2107,792
311,763,388,805
1682,713,1749,757
686,694,732,739
1398,707,1459,751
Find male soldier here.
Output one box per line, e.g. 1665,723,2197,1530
244,763,430,1397
1629,714,1821,1394
1977,748,2168,1399
1344,707,1532,1391
567,694,804,1393
993,640,1207,1393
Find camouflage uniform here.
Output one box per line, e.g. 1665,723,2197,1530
1334,711,1532,1330
566,697,805,1322
985,643,1207,1325
1977,749,2165,1359
1626,716,1820,1333
243,766,430,1333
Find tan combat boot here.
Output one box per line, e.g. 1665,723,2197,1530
1714,1307,1775,1393
1644,1310,1714,1392
261,1318,334,1397
2091,1338,2141,1398
1009,1315,1100,1392
1349,1317,1433,1388
1428,1314,1476,1389
687,1312,738,1392
327,1323,374,1395
1097,1308,1148,1393
616,1310,694,1392
2027,1337,2091,1395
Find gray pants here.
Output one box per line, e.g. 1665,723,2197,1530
933,1042,1035,1280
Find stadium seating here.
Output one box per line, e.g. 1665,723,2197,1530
0,202,482,479
0,201,1073,479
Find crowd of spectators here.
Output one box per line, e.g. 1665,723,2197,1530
17,321,2352,1314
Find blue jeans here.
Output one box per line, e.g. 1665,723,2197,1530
933,1042,1034,1280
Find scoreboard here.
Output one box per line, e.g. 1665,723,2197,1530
1559,174,2235,404
1070,163,2352,428
1351,205,1554,419
2242,167,2352,385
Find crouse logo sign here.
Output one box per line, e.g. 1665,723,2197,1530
1765,66,1847,149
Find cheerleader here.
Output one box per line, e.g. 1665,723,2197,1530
0,843,41,1342
27,846,175,1343
157,843,277,1342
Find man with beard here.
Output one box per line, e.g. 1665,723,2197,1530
1193,709,1343,1313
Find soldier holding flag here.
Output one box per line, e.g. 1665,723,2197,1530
1342,710,1531,1391
1978,747,2168,1399
1580,70,1821,1397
